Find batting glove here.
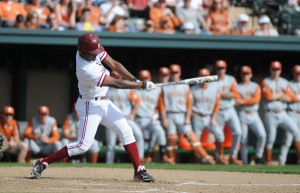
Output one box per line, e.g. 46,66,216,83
141,81,156,91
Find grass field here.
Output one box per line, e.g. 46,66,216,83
1,162,300,174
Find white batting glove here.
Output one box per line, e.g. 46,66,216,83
141,81,156,91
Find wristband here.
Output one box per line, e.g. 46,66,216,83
132,77,138,82
141,81,147,89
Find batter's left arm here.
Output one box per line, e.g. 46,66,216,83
103,54,136,81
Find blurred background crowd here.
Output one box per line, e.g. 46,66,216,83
0,0,300,35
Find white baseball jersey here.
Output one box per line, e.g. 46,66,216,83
237,81,261,112
191,83,219,115
76,51,109,99
216,75,238,110
134,89,161,118
288,80,300,111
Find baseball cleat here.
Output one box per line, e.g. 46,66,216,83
31,159,48,179
254,157,265,165
134,169,155,182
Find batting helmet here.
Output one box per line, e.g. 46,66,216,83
77,33,104,56
110,70,122,79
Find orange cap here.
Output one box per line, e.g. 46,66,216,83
159,67,170,76
110,70,122,79
293,64,300,74
3,106,15,115
38,106,49,115
270,61,282,69
240,65,252,73
198,68,210,77
139,70,151,80
215,60,227,68
170,64,181,73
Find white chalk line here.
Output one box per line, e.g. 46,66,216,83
176,182,300,187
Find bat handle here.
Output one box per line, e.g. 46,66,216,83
155,83,163,86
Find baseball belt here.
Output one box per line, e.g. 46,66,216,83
79,94,106,101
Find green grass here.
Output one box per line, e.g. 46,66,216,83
1,162,300,174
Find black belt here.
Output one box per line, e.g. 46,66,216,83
79,94,106,101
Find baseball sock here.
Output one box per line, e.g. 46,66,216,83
124,141,141,173
42,146,70,165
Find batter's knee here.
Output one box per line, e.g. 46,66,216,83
167,133,178,146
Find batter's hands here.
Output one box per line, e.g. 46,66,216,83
142,81,156,91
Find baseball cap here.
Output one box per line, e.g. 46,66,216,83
293,64,300,74
240,66,252,73
139,70,151,80
3,106,14,115
198,68,210,77
258,15,270,24
38,106,49,115
159,67,170,76
215,60,227,68
270,61,282,69
238,14,249,22
170,64,181,73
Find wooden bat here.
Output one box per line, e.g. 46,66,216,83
155,75,218,86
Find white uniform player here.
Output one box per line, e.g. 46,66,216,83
134,70,171,163
105,71,144,164
191,68,228,164
262,61,300,165
235,66,266,164
280,65,300,164
160,64,215,165
31,33,156,182
214,60,243,165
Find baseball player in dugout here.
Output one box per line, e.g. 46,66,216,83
31,33,156,182
105,70,144,164
236,66,266,165
61,103,100,164
191,68,228,164
274,64,300,165
262,61,300,165
214,60,243,165
134,70,171,164
159,64,216,165
23,106,63,163
159,67,170,83
0,106,28,163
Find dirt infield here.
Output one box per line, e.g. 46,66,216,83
1,167,300,193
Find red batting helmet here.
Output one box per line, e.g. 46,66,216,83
77,33,104,56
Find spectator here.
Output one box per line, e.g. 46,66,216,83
143,19,155,32
150,0,180,29
48,12,65,30
23,106,62,162
0,106,28,163
54,0,76,29
25,11,40,29
288,0,300,11
25,0,51,29
75,8,101,31
61,103,100,164
206,0,232,34
107,15,127,32
153,15,176,33
231,13,254,35
254,15,279,37
12,14,26,29
77,0,102,26
127,0,151,20
0,0,27,27
181,22,197,34
100,0,129,27
177,0,205,14
176,0,210,34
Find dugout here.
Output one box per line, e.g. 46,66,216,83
0,29,299,163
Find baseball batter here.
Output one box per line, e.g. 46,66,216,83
134,70,171,163
159,64,216,164
262,61,300,165
236,66,266,164
279,64,300,164
214,60,243,165
61,103,100,164
191,68,228,164
31,33,156,182
105,71,144,164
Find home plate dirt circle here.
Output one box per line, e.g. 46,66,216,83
1,167,300,192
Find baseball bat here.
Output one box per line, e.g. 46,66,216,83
155,75,218,86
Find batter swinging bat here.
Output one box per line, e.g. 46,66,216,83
155,75,218,86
